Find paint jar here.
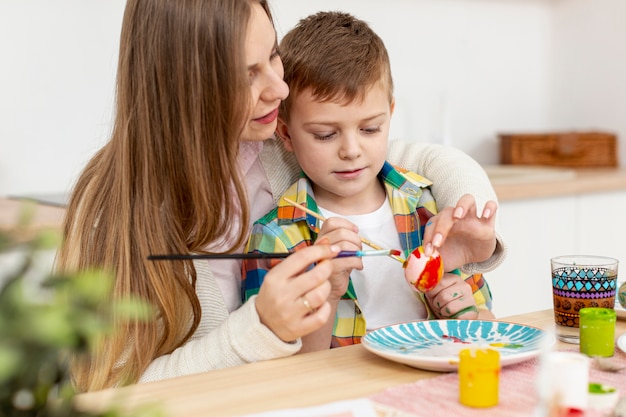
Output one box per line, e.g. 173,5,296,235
588,383,619,411
580,307,616,357
458,348,500,408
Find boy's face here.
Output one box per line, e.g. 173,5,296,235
277,82,394,213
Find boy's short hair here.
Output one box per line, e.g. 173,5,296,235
279,11,394,123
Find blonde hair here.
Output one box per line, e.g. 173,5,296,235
279,11,394,123
57,0,271,391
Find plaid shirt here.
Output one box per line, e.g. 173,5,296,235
242,161,492,347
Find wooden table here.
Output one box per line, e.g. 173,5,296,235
76,309,626,417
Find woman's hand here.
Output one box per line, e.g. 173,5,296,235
424,273,479,319
255,244,340,343
314,217,363,300
422,194,497,271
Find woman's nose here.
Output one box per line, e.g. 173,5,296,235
260,67,289,103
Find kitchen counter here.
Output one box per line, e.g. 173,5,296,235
0,197,65,231
484,166,626,317
2,167,626,227
485,166,626,201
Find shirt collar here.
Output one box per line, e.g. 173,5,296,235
238,141,264,174
276,177,322,232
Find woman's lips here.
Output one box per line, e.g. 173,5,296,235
253,108,279,125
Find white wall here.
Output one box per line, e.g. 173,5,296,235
549,0,626,166
0,0,126,196
1,0,623,196
272,0,554,162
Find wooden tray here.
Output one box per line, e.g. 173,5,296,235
499,131,618,168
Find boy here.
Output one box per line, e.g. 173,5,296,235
243,11,497,351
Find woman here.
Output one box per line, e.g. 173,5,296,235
57,0,504,391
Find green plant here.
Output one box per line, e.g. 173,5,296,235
0,205,159,416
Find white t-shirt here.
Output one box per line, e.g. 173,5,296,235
319,200,427,331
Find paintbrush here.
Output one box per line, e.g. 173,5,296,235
147,249,400,261
282,197,405,264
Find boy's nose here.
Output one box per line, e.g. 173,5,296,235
338,135,362,160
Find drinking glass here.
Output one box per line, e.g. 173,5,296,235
550,255,618,344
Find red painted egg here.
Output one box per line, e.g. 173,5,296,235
404,246,443,292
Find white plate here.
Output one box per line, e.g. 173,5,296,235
618,333,626,354
362,320,550,372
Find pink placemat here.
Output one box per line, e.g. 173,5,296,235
370,348,626,417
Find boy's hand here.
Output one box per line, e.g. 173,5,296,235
314,218,363,300
424,273,479,319
255,244,339,342
422,194,497,271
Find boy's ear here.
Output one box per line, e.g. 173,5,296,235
390,97,396,116
275,118,295,152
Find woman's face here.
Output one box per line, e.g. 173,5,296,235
240,3,289,142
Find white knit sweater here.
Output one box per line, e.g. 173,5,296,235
139,139,506,383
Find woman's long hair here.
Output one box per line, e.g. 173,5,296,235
56,0,269,391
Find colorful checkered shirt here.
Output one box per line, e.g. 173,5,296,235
242,161,493,347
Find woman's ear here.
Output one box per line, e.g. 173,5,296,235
275,118,295,152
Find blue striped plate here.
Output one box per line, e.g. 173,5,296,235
362,320,551,372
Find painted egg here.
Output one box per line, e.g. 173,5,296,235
404,246,444,292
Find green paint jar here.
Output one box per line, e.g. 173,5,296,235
579,307,616,357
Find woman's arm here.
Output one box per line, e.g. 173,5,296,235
139,263,303,382
261,138,507,274
386,140,506,274
139,298,302,382
140,244,339,382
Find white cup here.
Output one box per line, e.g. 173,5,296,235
538,351,589,411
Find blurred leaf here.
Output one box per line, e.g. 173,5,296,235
33,229,62,251
24,307,78,347
0,223,163,417
114,297,155,321
15,201,36,228
0,345,22,383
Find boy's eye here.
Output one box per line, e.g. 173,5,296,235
313,132,336,140
362,126,382,134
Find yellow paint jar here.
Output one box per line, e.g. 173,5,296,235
459,348,500,408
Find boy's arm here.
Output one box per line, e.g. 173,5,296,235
424,271,495,320
243,221,342,353
464,273,495,319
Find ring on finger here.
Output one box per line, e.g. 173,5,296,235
300,295,315,314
